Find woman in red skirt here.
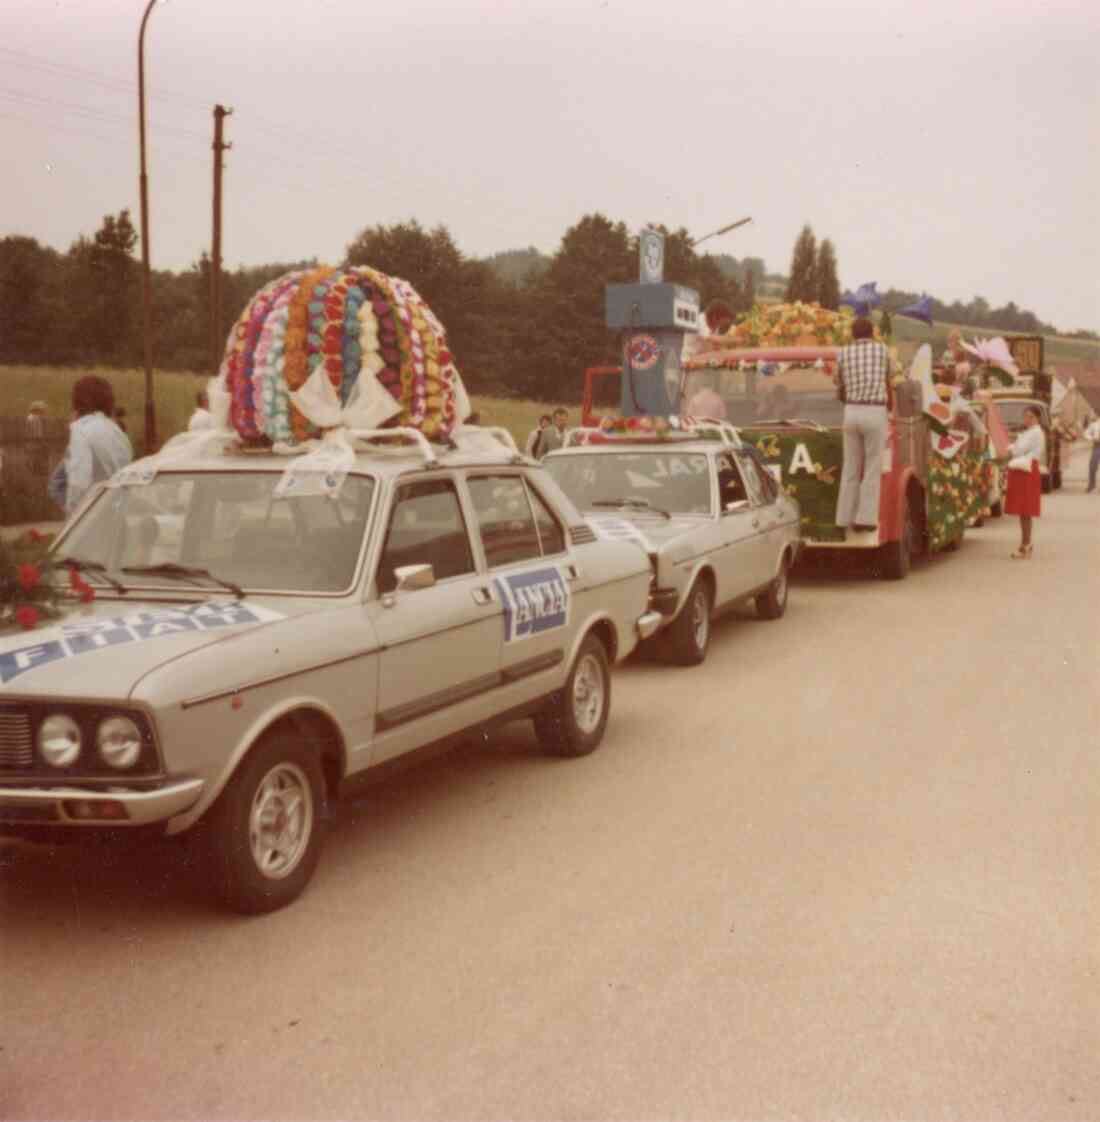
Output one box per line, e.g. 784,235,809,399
1002,405,1046,558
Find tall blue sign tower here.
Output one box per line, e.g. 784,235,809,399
605,228,700,417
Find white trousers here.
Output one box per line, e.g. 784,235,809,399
836,404,887,527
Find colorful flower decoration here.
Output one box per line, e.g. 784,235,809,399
217,265,470,444
1,531,84,633
710,301,882,351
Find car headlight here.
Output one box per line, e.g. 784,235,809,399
39,714,82,768
97,716,143,770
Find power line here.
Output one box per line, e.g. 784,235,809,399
0,45,210,110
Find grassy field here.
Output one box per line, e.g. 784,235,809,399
3,330,1094,459
0,364,564,455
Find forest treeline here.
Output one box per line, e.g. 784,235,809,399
1,211,1087,404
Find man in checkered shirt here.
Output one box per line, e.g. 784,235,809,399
835,317,895,533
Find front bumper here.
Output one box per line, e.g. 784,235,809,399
649,587,680,616
0,777,204,828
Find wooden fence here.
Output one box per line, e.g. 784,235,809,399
0,416,69,526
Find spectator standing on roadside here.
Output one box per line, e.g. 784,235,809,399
1085,414,1100,494
26,400,48,434
834,317,895,534
537,408,569,458
1002,405,1046,558
188,390,214,432
525,414,552,459
61,375,132,515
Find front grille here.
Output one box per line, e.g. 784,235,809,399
0,710,34,769
570,523,597,545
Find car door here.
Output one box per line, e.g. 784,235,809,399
366,476,503,764
739,448,791,577
714,451,771,600
465,472,574,705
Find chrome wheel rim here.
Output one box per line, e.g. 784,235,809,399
249,762,313,880
692,588,710,651
572,653,605,735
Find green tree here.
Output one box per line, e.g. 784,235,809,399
0,236,60,363
66,210,139,363
344,220,514,394
519,213,635,401
813,238,840,310
785,224,817,303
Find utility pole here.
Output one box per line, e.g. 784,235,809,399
137,0,161,453
210,104,232,373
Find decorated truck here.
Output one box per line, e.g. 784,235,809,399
681,339,989,576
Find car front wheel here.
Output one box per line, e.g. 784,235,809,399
665,578,712,665
533,634,611,757
756,556,790,619
206,733,327,914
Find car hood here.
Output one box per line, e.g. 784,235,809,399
585,512,705,554
0,596,311,698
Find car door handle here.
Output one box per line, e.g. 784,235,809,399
471,586,494,605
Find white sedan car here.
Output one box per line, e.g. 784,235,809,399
0,428,658,913
543,428,801,665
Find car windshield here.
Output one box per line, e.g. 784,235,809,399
56,472,375,594
682,364,843,427
996,400,1048,428
544,452,712,515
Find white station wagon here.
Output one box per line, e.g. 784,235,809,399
543,423,801,665
0,427,659,912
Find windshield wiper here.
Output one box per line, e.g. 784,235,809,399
121,563,245,599
592,498,672,520
54,556,128,594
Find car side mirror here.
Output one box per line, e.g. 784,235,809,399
394,563,436,592
724,499,751,514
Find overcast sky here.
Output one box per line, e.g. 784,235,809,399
2,0,1097,331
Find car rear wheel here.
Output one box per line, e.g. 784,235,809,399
880,497,913,580
755,556,790,619
206,733,327,914
665,578,711,665
533,634,611,757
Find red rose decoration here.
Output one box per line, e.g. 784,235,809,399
15,605,40,630
17,563,41,591
67,566,83,590
79,585,95,604
26,528,45,544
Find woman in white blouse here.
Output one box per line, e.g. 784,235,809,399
1002,405,1046,559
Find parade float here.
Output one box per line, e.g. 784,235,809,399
680,325,973,573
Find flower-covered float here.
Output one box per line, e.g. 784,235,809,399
708,300,881,350
678,326,981,576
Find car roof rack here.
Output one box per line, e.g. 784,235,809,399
563,416,742,448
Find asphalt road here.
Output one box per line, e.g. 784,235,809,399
3,449,1097,1121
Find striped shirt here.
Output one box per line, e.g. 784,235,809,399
838,339,890,405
